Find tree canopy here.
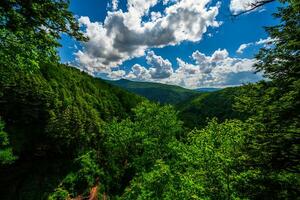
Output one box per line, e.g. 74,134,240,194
0,0,86,69
0,0,299,199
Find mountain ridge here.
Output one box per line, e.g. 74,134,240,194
106,79,200,104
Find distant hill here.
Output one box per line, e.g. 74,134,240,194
107,79,199,104
177,87,247,128
195,88,222,92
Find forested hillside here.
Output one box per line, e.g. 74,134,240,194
0,63,143,199
0,0,299,199
108,79,199,104
178,87,246,128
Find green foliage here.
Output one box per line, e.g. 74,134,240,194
185,120,248,198
0,0,86,70
121,120,252,200
49,151,103,199
233,1,300,198
254,0,300,82
122,160,174,200
0,63,142,199
0,63,142,154
108,79,199,104
130,102,183,172
0,118,16,165
100,102,183,195
178,87,246,128
0,0,299,199
48,188,69,200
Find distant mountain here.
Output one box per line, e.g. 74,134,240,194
195,88,222,92
107,79,199,104
177,87,247,128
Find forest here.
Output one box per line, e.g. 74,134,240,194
0,0,299,199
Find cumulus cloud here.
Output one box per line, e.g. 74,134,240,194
168,49,259,88
76,0,221,75
147,51,173,79
230,0,261,15
107,69,126,79
191,49,229,74
126,51,173,80
126,49,260,88
126,64,151,80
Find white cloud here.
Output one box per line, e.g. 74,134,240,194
76,0,221,75
168,49,259,88
147,51,173,79
235,37,276,54
112,0,119,11
236,43,252,54
230,0,260,15
127,0,159,17
126,51,173,80
107,69,126,79
107,0,119,11
126,64,151,80
75,1,266,88
255,37,277,46
125,49,261,88
150,11,162,21
210,48,229,62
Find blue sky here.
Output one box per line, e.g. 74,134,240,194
58,0,280,88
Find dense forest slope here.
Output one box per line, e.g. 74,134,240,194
0,0,299,199
0,64,143,199
107,79,199,104
178,87,246,128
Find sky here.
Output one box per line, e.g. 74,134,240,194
58,0,280,89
